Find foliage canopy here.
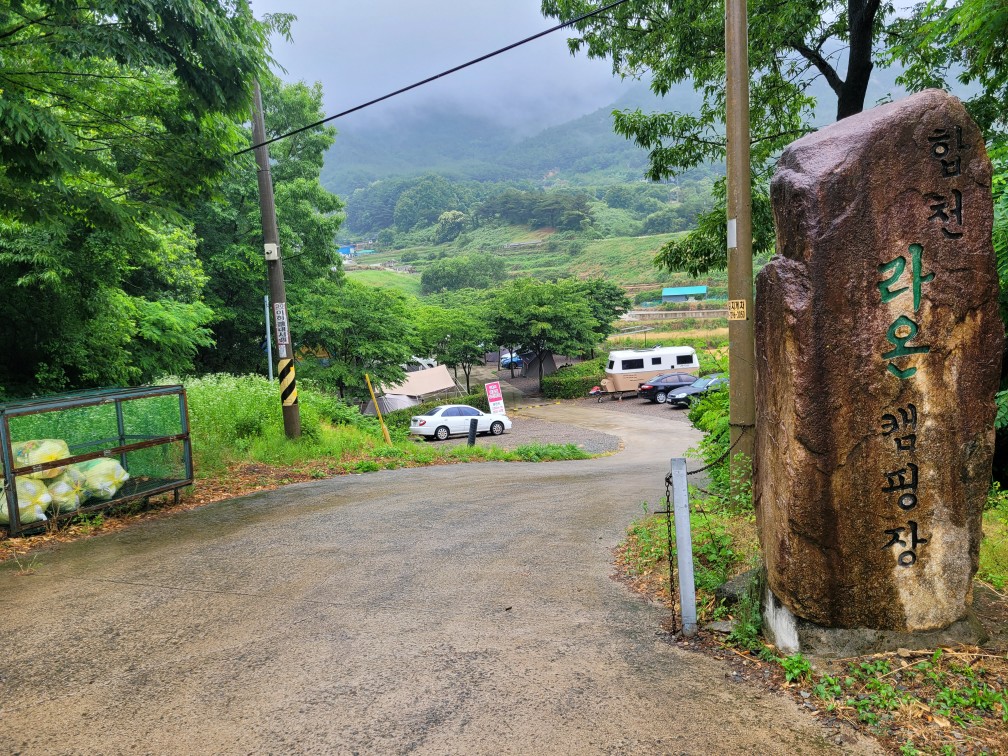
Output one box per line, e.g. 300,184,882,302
541,0,897,276
0,1,290,393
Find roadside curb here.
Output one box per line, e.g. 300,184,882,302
510,399,563,412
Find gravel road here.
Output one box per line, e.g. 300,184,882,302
0,402,881,755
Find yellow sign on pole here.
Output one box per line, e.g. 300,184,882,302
728,299,748,321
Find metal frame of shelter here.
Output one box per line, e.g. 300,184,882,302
0,385,194,537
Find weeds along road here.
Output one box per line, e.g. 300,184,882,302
0,403,880,755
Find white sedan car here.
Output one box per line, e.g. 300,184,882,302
410,404,512,441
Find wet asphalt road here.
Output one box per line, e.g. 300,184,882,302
0,404,879,755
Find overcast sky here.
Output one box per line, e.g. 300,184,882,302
248,0,635,128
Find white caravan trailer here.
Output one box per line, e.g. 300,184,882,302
603,346,700,392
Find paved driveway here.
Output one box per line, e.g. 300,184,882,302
0,404,878,754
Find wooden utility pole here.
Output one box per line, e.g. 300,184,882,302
252,80,301,439
725,0,755,471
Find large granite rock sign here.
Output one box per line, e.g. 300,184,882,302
755,89,1003,633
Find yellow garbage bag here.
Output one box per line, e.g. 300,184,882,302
47,466,88,513
12,439,70,479
72,458,129,500
0,478,52,524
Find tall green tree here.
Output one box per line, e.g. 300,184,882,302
573,278,631,347
0,1,285,218
416,305,491,393
891,0,1008,143
0,1,285,393
420,255,506,295
490,278,598,389
191,77,344,375
393,175,460,231
294,280,417,402
541,0,900,275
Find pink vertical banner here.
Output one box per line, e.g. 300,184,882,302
485,381,505,415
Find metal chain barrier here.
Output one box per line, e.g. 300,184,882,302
658,474,678,634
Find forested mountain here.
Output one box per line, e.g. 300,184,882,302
321,84,692,196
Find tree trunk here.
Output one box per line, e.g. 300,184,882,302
837,0,881,119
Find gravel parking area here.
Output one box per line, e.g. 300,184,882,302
489,368,691,420
414,390,692,454
417,415,621,454
424,366,695,454
570,393,694,421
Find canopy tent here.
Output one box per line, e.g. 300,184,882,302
363,393,420,415
363,364,461,415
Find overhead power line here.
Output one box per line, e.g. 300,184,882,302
237,0,632,156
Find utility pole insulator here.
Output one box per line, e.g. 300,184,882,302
252,80,301,439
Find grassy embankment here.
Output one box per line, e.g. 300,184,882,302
184,374,587,476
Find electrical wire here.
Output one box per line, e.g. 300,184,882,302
236,0,632,156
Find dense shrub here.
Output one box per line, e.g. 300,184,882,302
686,382,753,515
541,359,605,399
632,289,663,305
687,388,729,492
184,374,375,440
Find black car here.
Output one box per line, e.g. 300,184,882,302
636,372,697,404
667,374,728,408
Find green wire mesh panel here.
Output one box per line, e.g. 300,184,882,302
1,386,192,535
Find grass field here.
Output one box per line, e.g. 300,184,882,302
345,268,421,296
610,326,729,348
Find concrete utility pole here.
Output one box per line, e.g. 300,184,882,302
252,80,301,439
725,0,756,472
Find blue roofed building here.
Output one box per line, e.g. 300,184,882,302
661,285,708,303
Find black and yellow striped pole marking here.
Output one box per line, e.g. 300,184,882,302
277,357,301,438
279,359,298,406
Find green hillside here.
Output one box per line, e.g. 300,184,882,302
322,84,686,197
352,227,698,288
330,85,720,293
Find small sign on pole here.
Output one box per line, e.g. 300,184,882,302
485,381,505,415
273,302,290,358
728,299,748,321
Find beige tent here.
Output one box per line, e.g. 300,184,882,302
387,364,460,397
363,364,461,415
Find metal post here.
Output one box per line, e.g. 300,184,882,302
725,0,756,474
115,397,128,471
670,457,697,636
179,390,193,480
252,80,300,439
0,414,21,537
364,373,392,445
264,294,274,382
